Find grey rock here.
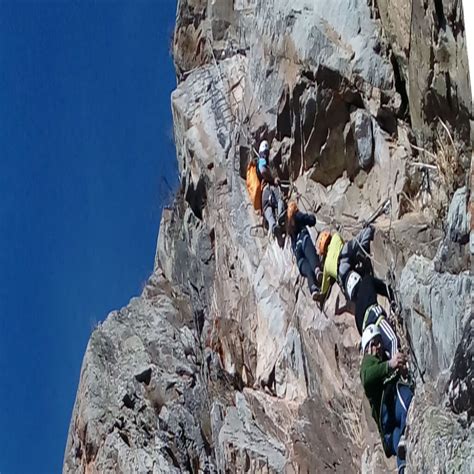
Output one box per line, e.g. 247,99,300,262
406,388,473,474
350,109,374,170
218,392,287,472
447,313,474,417
434,186,471,273
446,186,469,244
400,255,472,377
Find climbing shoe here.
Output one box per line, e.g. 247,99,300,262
310,285,323,302
277,209,286,227
397,435,406,461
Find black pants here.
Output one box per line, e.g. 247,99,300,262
355,275,394,334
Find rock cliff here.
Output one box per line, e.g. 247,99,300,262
64,1,472,473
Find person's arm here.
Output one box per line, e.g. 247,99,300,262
354,225,375,254
259,164,275,184
258,158,281,186
373,277,394,301
295,211,316,227
360,355,391,391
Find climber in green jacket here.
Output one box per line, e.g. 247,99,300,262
360,324,413,474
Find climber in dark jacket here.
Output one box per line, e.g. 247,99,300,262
360,324,413,473
318,224,398,356
355,276,399,358
341,225,398,357
257,140,285,238
287,201,322,300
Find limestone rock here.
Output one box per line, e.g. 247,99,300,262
406,388,473,474
350,109,374,171
399,255,472,377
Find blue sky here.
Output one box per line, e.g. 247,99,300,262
0,2,178,472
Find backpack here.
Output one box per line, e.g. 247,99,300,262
246,159,263,211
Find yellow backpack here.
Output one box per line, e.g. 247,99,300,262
246,160,263,211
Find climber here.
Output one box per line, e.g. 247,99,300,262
316,225,398,355
287,201,322,300
354,275,399,358
257,140,286,238
316,225,375,298
360,324,413,473
317,225,395,302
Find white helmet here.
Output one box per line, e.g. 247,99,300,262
361,324,381,353
345,271,361,301
258,140,270,155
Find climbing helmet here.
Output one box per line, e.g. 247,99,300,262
258,140,270,156
316,230,332,256
361,324,381,353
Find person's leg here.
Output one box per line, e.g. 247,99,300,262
262,186,276,234
302,233,321,273
380,395,397,457
263,205,277,234
274,186,285,216
394,383,413,470
395,382,413,429
373,277,395,302
352,226,375,275
392,426,402,455
394,427,406,474
297,257,318,293
355,225,375,253
363,304,384,329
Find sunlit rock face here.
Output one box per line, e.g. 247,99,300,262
64,1,472,472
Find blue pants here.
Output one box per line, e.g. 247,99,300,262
295,232,321,292
381,382,413,471
262,185,284,232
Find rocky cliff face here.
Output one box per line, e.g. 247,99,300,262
64,1,472,473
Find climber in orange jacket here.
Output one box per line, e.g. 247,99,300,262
287,201,322,300
257,140,285,238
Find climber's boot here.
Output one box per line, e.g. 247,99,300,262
310,284,323,302
277,208,286,227
397,435,406,461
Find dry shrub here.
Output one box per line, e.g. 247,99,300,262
436,119,463,201
406,119,465,222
